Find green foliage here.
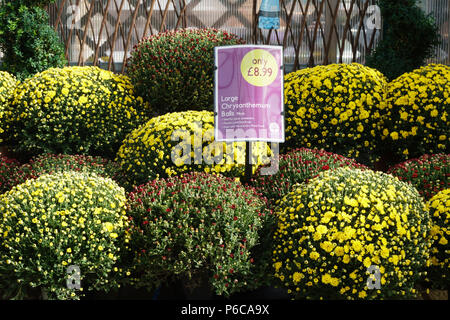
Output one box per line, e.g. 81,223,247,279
366,0,440,81
0,3,66,80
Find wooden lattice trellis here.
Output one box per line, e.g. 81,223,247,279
45,0,388,72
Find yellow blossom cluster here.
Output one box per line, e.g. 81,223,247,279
0,171,130,300
382,64,449,160
272,167,432,299
284,63,388,165
2,66,151,157
0,71,18,143
116,110,270,189
425,188,449,289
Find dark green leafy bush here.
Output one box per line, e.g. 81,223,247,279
366,0,440,81
0,3,67,80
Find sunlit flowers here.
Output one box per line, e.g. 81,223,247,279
284,63,388,165
424,189,449,290
0,171,129,300
272,167,432,299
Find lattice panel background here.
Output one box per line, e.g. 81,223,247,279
1,0,447,72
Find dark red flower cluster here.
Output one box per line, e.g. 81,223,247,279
0,155,20,193
127,28,245,114
388,153,449,200
7,153,125,192
125,171,269,296
252,148,367,206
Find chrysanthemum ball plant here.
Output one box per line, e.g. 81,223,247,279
116,110,270,190
424,189,449,290
0,71,18,143
272,167,432,299
252,148,367,207
9,153,126,193
284,63,388,166
381,64,449,161
2,66,151,158
0,171,130,300
388,153,449,200
127,28,245,114
124,172,270,296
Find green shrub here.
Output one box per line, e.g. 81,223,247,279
273,167,432,299
0,3,67,80
388,153,450,200
284,63,388,166
252,148,367,207
0,171,129,300
125,172,270,296
366,0,440,81
381,64,449,160
9,153,126,193
424,189,449,290
3,66,151,158
116,110,269,190
126,28,245,114
0,71,18,143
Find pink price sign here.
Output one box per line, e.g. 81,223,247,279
214,45,284,142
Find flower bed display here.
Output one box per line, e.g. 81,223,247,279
127,28,245,114
252,148,367,206
284,63,388,165
116,110,269,189
125,172,270,296
424,189,449,290
2,66,150,158
0,171,129,300
382,64,449,160
272,167,432,299
388,153,450,200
